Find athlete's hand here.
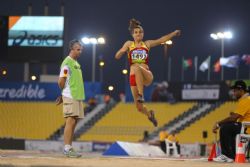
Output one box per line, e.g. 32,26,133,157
174,30,181,36
115,41,130,59
56,95,63,105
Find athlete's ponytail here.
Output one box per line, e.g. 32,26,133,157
128,18,143,35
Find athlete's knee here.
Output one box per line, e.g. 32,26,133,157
148,72,154,81
144,79,153,86
144,76,153,86
151,74,154,81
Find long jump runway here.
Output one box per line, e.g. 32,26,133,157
0,150,248,167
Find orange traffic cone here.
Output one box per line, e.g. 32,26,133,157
235,142,246,163
208,143,216,161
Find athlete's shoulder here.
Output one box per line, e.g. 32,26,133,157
125,40,133,46
142,41,150,49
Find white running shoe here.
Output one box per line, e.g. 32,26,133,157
63,148,82,158
213,154,234,163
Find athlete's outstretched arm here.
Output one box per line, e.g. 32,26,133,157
145,30,181,49
115,41,131,59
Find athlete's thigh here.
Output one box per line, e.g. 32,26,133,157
142,69,153,86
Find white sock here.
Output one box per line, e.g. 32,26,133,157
64,145,72,151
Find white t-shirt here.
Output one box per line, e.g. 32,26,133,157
59,64,72,98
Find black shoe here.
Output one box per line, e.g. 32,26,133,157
137,94,145,103
148,110,158,127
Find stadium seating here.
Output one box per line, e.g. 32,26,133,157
0,101,66,140
177,101,237,143
78,102,196,142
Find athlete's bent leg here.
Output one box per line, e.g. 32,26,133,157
131,86,158,126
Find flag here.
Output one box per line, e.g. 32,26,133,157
242,54,250,65
199,56,211,72
220,55,240,68
214,60,221,72
182,58,192,69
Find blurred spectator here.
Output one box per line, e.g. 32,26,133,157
212,80,250,162
226,80,236,100
88,97,97,106
104,94,111,104
148,131,180,155
84,97,97,114
151,81,175,103
167,132,180,155
159,130,169,153
119,93,126,103
95,94,104,104
151,83,162,101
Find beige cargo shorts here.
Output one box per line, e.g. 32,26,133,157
62,96,84,118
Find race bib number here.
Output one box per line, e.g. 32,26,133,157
131,49,148,63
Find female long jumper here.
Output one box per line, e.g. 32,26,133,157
115,18,181,127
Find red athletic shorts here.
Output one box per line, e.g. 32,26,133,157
129,66,150,86
130,74,136,86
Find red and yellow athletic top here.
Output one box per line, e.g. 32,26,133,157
128,41,149,66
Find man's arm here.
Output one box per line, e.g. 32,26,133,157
212,112,242,133
58,77,66,90
56,63,68,106
56,77,66,105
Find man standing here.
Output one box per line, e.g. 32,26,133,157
57,39,85,158
212,80,250,162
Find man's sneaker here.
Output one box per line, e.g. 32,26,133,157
63,148,82,158
137,94,145,103
148,110,158,127
213,154,233,163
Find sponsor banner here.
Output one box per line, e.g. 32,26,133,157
8,16,64,47
92,142,111,152
180,143,202,157
180,82,231,101
182,89,219,100
73,141,93,152
182,84,220,100
25,140,92,152
25,140,64,152
0,82,102,101
0,82,57,101
125,81,230,102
